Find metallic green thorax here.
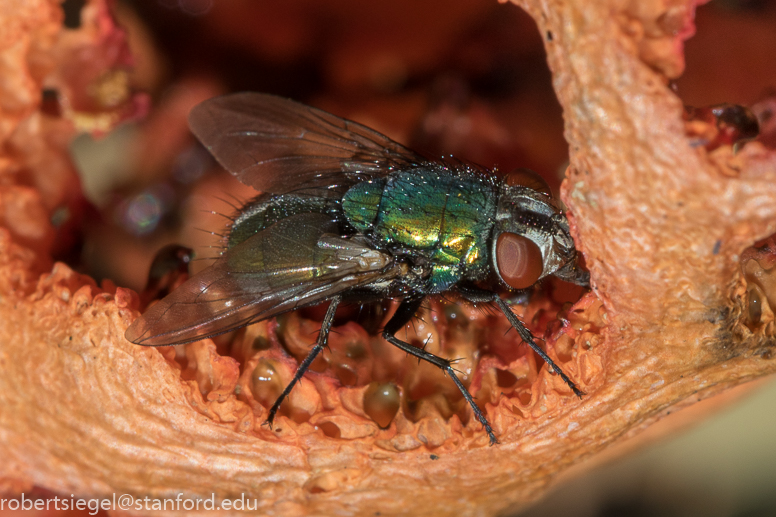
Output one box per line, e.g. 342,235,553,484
343,168,498,292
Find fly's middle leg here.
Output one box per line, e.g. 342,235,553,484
382,297,499,445
264,295,342,428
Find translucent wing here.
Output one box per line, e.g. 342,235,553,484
188,92,426,194
125,213,399,346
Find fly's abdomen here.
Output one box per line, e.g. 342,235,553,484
228,193,341,248
343,169,497,290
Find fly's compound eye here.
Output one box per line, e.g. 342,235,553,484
504,168,552,197
496,232,543,290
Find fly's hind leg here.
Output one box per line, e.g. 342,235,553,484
264,295,341,427
382,298,499,445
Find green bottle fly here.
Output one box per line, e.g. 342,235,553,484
125,93,589,445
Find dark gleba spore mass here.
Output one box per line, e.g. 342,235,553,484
125,93,588,444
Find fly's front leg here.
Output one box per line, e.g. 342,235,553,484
459,287,584,398
382,298,498,445
494,296,584,397
264,295,341,428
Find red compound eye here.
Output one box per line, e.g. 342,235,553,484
504,168,552,197
496,233,543,289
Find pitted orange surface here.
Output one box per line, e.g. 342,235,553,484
1,0,775,515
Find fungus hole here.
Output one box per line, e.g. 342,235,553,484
516,390,532,406
495,369,518,388
252,335,271,351
41,89,61,117
62,0,86,29
318,421,342,438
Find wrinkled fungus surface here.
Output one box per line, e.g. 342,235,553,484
1,0,776,516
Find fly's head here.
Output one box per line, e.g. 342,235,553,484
491,169,589,291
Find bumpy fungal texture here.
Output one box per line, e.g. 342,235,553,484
1,1,775,516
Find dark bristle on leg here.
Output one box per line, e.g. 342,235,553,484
264,295,342,428
382,298,499,446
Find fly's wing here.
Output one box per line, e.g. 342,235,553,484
125,213,399,346
188,93,426,194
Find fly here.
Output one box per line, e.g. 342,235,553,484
125,93,589,445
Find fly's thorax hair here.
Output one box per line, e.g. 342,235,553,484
492,183,578,285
